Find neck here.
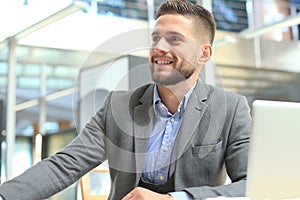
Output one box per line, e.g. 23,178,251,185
157,76,197,114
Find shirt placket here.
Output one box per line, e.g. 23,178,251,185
155,115,177,185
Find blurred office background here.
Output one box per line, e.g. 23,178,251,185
0,0,299,199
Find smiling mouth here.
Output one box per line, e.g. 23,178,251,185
154,58,174,65
155,60,174,65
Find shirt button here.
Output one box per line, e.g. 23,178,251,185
159,176,164,181
164,146,169,152
170,118,174,123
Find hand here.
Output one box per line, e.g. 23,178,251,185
122,187,173,200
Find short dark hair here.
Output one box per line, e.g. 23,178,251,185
156,0,216,44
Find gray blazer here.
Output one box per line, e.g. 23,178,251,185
0,83,251,200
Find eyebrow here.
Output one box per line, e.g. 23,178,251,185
151,30,185,38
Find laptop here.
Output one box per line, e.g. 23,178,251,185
246,100,300,199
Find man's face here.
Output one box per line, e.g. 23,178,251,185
149,14,203,86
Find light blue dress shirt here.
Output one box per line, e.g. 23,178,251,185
142,84,195,200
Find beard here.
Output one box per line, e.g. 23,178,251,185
150,58,196,86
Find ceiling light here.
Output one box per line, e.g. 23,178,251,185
13,1,89,40
239,13,300,39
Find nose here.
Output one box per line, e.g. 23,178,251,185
153,38,170,54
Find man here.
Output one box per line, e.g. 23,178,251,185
0,0,251,199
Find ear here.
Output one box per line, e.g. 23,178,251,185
198,44,212,64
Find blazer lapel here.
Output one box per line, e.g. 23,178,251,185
132,84,155,183
173,83,209,161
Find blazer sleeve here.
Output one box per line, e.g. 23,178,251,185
0,92,112,200
184,95,251,200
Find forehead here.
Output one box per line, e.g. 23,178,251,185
153,14,194,37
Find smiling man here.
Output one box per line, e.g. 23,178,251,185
0,1,251,200
121,1,250,199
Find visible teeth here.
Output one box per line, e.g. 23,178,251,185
156,60,171,64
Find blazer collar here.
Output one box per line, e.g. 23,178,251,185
193,81,209,104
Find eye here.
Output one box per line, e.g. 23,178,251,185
152,36,160,43
167,36,182,44
170,36,180,41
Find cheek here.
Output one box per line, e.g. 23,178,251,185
149,48,154,56
175,45,198,60
178,53,196,65
149,49,155,62
180,48,201,65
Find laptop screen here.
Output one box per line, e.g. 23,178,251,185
246,100,300,199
